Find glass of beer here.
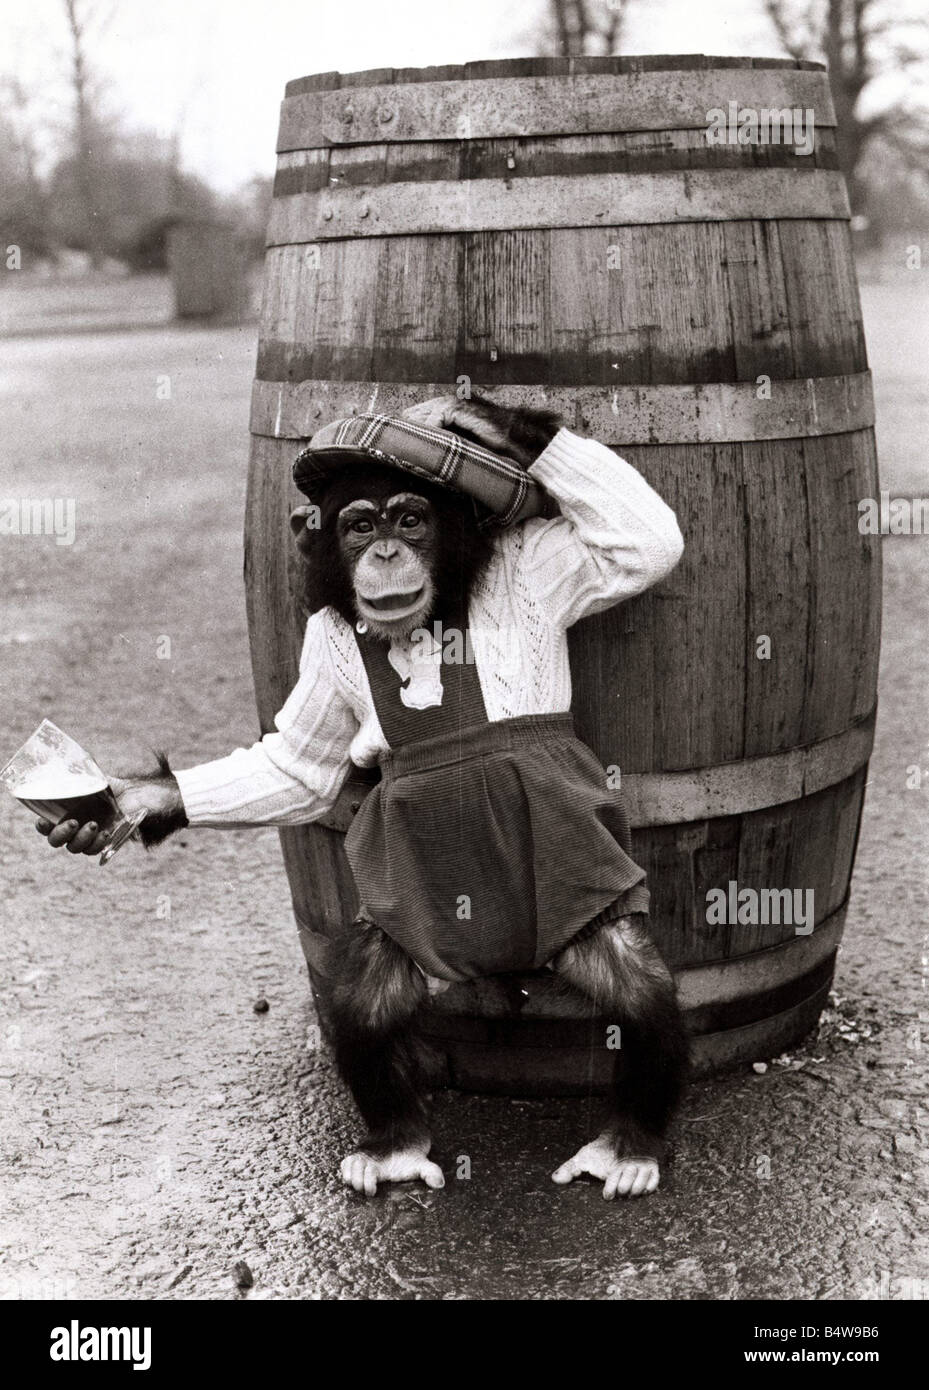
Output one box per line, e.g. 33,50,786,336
0,720,147,865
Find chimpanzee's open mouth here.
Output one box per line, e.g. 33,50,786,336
359,587,425,616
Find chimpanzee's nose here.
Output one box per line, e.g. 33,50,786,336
372,541,400,562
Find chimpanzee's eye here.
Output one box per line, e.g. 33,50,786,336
399,512,423,529
349,518,374,534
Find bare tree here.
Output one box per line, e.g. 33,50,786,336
549,0,629,57
62,0,115,265
764,0,929,211
0,75,53,256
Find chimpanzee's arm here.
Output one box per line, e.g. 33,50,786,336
131,753,188,847
169,611,357,832
510,429,685,628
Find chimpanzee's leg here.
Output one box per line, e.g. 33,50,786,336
548,914,688,1199
327,917,444,1196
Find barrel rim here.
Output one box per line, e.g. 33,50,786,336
408,979,835,1091
278,710,874,834
250,373,876,447
286,55,827,96
266,170,852,245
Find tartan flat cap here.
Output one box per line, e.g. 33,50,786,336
292,412,547,528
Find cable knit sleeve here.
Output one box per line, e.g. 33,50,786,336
173,609,357,826
517,427,684,629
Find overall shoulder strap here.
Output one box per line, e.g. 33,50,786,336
354,599,488,747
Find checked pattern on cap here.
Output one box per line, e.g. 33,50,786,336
294,412,542,529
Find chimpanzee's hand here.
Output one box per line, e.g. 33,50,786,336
402,394,562,469
402,395,512,455
35,770,186,856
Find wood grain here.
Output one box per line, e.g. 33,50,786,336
277,68,835,149
267,170,851,245
250,373,874,444
244,59,882,1081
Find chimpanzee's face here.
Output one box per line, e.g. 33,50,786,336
337,488,438,641
298,459,494,643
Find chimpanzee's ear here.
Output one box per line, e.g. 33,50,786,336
290,505,316,557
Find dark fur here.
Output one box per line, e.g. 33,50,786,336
299,461,495,626
135,752,188,848
551,916,688,1162
300,404,686,1173
148,399,687,1178
326,910,687,1168
327,919,432,1157
457,393,563,465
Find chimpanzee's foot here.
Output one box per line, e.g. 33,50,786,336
339,1146,445,1197
551,1133,660,1199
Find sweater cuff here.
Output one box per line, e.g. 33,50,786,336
526,426,588,480
174,763,235,824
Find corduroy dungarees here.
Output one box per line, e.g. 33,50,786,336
343,602,650,983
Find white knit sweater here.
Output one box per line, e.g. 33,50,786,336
175,428,684,826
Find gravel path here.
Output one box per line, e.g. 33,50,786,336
1,302,927,1301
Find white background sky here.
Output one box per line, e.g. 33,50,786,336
1,0,922,192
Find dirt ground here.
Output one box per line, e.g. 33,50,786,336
0,276,927,1301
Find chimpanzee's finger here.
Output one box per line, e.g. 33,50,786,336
400,397,456,429
65,822,100,854
349,1155,367,1193
630,1165,655,1198
419,1160,445,1189
551,1157,580,1184
614,1163,639,1197
35,818,54,838
46,819,80,849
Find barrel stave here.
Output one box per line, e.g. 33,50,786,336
244,57,881,1084
256,223,866,388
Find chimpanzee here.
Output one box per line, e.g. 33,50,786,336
37,393,687,1200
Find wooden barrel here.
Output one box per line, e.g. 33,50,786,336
244,56,880,1093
